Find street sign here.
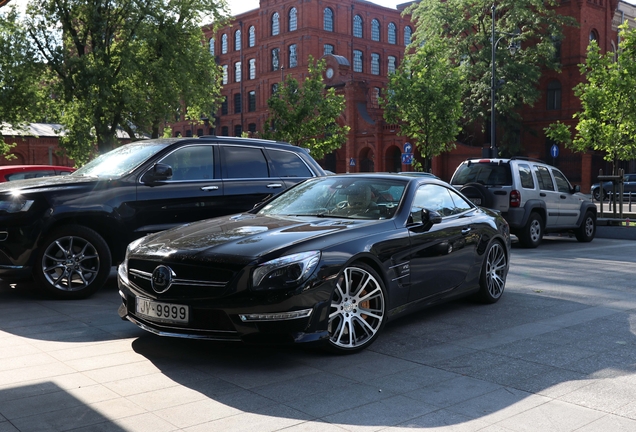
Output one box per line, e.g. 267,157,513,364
401,153,413,165
403,142,412,154
349,158,355,166
550,144,559,158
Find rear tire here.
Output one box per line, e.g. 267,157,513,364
476,241,508,304
519,213,543,248
575,211,596,242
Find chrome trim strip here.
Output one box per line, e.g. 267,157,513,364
392,274,409,281
129,268,227,288
389,262,409,269
126,315,241,340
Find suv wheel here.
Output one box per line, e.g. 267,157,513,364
519,213,543,248
34,225,112,299
575,211,596,242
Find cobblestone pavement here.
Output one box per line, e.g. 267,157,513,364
1,236,635,432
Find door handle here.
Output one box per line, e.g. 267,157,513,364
560,195,567,199
201,186,219,191
540,193,546,197
267,183,283,188
461,227,472,235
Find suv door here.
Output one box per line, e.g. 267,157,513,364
532,165,560,229
551,168,581,227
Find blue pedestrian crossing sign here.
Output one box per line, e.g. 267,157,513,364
550,144,559,158
349,158,355,166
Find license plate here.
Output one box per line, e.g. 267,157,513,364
136,297,189,324
469,197,482,205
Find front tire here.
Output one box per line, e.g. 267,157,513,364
327,263,386,354
519,213,543,248
476,241,508,303
34,225,112,299
575,211,596,242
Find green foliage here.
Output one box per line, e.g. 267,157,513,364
3,0,227,164
383,37,464,160
261,57,349,160
407,0,576,153
545,24,636,173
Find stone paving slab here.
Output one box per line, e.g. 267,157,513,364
1,237,636,431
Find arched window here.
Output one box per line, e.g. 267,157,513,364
222,65,228,84
353,50,363,72
353,15,363,38
289,44,297,68
289,7,297,32
371,19,380,41
547,80,562,110
234,61,241,82
249,26,256,47
209,38,215,56
388,55,397,74
371,53,380,75
589,29,599,44
272,12,280,36
388,22,397,44
221,34,228,54
404,26,412,45
324,8,334,32
234,30,241,51
249,58,256,79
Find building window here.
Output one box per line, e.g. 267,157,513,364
196,128,203,137
353,15,363,38
248,123,257,133
547,80,561,110
249,26,256,47
324,8,334,32
234,93,242,113
404,26,412,45
221,34,228,54
234,61,241,82
372,87,381,108
209,38,215,56
353,50,363,72
222,65,228,84
589,29,598,43
324,44,334,56
272,12,280,36
388,23,397,44
248,90,256,112
289,7,297,31
552,36,562,62
289,44,297,68
221,96,228,115
371,53,380,75
234,30,241,51
272,83,279,95
271,48,280,71
234,124,242,137
388,55,396,74
249,58,256,79
371,19,380,41
221,126,229,136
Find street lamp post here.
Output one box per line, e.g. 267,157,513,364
485,3,519,158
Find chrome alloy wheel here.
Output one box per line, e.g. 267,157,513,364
484,242,507,300
529,218,542,243
41,236,100,291
583,216,595,238
328,265,385,351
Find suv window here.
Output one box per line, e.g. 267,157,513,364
451,162,512,186
160,145,214,180
518,164,534,189
223,146,269,178
268,149,312,177
534,165,554,191
552,169,571,193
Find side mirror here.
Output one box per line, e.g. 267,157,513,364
142,163,173,183
422,208,442,229
573,185,581,193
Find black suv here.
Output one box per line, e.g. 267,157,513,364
0,137,325,298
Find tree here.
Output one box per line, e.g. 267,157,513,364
383,37,465,169
261,57,349,160
407,0,576,154
545,24,636,174
7,0,227,164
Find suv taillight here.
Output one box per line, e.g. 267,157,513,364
510,190,521,208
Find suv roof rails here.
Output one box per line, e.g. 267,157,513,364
509,156,545,163
197,135,293,146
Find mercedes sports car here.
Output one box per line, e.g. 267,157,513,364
118,174,511,353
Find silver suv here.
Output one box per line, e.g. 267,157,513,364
450,157,597,248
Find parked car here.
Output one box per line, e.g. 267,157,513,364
117,173,511,353
450,157,596,248
0,137,325,299
0,165,75,181
591,173,636,201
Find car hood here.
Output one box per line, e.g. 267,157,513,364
133,214,383,263
0,174,102,194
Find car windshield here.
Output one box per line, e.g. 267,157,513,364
451,162,512,186
258,177,407,220
73,142,170,178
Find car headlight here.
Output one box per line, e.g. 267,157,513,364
0,199,34,213
252,251,321,291
119,237,146,284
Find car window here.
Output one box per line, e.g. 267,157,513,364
222,146,269,179
6,170,56,181
160,145,214,180
451,162,512,186
448,188,473,213
534,165,555,191
74,142,168,177
551,169,571,193
267,149,312,177
412,184,458,217
518,164,534,189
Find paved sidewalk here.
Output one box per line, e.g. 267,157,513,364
1,237,636,431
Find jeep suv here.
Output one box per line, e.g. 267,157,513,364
0,137,325,299
450,157,596,248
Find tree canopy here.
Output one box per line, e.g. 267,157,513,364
261,57,349,160
545,24,636,174
383,37,464,168
1,0,227,164
407,0,576,153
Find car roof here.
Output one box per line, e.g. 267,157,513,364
0,165,75,172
